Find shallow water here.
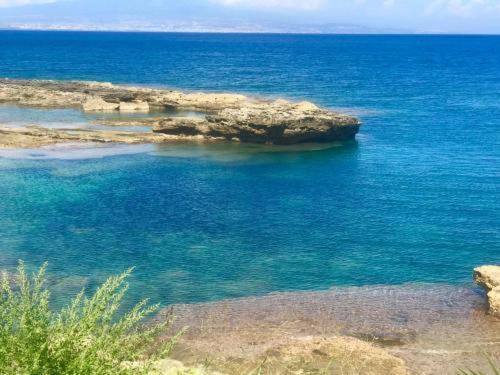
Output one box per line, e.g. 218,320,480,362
166,284,499,374
168,283,492,342
0,103,202,132
0,32,498,307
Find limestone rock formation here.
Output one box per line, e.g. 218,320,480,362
0,79,360,146
474,265,500,317
83,97,119,112
153,100,360,144
0,79,250,111
119,101,149,112
0,126,169,148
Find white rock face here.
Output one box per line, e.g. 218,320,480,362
82,97,119,112
119,101,150,113
474,265,500,317
295,101,319,111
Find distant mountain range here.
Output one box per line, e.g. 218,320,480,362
2,0,496,34
0,0,414,34
1,21,412,34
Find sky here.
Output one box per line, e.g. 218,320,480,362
0,0,499,34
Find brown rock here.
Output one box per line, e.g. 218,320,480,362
0,79,360,146
154,102,360,145
474,265,500,317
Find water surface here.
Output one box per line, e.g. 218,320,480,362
0,32,498,306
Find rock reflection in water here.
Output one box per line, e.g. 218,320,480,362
152,140,356,163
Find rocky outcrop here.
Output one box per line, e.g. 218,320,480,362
0,79,251,111
83,97,119,112
0,126,173,148
474,265,500,317
119,101,149,112
0,79,360,146
153,101,359,144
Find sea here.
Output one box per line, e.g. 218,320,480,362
0,31,498,307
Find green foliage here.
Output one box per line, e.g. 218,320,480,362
458,356,500,375
0,261,175,375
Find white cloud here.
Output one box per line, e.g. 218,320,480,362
0,0,59,7
425,0,500,17
212,0,324,10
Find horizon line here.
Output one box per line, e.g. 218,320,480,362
1,28,499,36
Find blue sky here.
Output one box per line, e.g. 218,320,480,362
0,0,499,33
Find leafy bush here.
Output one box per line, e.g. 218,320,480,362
0,261,177,375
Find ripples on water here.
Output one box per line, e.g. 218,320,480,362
166,284,499,374
168,283,494,348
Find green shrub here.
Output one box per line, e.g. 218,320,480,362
0,261,177,375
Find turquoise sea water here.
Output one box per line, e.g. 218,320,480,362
0,32,498,305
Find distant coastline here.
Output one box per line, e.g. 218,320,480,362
1,28,499,36
0,23,416,35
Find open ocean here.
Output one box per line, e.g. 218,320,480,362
0,31,498,306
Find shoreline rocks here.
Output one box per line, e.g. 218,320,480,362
0,126,210,149
157,283,498,375
82,97,119,112
154,101,359,144
474,265,500,317
119,100,149,112
0,79,360,147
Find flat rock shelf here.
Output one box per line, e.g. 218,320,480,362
0,79,360,147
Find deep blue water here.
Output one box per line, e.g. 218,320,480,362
0,31,499,305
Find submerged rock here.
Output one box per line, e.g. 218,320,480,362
0,79,360,147
474,265,500,317
265,336,409,375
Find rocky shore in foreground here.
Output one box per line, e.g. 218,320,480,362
160,282,499,375
2,260,498,374
474,265,500,317
0,79,360,147
151,266,500,375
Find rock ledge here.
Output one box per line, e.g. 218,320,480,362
474,265,500,317
0,79,360,147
